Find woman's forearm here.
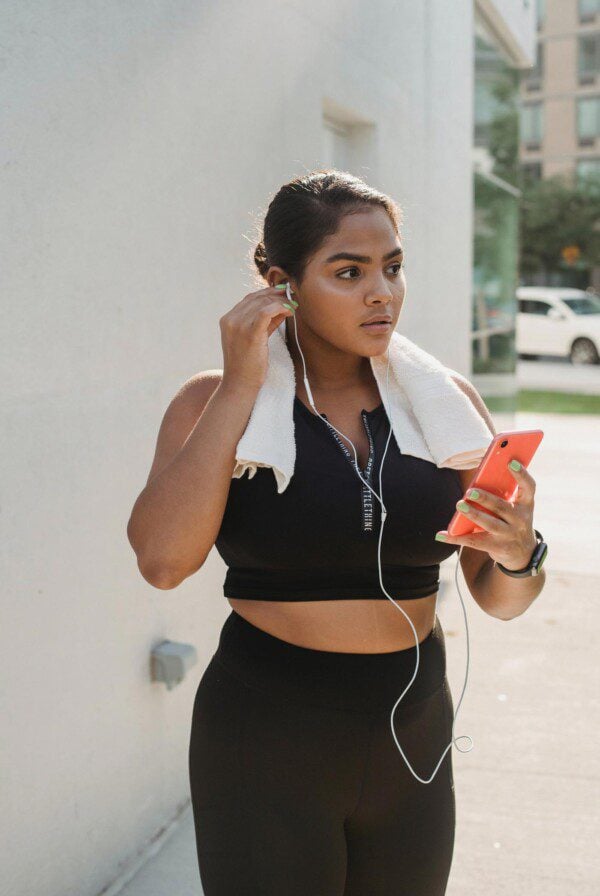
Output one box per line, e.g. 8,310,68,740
470,557,546,621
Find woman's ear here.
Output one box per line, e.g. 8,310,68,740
267,266,291,290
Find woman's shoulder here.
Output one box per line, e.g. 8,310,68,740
143,370,223,487
177,369,224,409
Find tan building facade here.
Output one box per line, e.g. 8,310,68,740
520,0,600,184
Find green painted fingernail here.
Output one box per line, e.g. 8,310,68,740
467,489,479,500
275,284,287,290
509,460,521,471
290,299,299,307
282,302,295,312
457,500,471,513
435,532,447,541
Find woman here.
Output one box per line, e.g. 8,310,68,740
127,170,544,895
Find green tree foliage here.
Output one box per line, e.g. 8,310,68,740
519,172,600,280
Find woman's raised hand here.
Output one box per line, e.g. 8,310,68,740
219,285,297,393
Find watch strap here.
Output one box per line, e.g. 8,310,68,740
495,529,548,578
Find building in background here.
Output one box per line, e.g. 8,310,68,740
518,0,600,292
520,0,600,187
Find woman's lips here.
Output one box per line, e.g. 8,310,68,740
360,321,391,332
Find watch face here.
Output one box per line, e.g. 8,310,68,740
536,544,548,570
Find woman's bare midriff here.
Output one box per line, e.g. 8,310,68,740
227,592,438,654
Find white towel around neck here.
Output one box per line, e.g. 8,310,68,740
232,319,493,494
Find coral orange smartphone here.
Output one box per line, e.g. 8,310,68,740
447,428,544,537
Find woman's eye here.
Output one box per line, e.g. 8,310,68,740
337,262,403,280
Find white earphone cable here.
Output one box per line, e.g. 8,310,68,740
285,282,474,784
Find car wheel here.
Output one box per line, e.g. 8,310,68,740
569,338,600,365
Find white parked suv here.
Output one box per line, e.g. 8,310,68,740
516,286,600,365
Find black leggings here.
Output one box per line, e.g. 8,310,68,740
188,610,456,895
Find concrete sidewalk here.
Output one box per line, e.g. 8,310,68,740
116,411,599,895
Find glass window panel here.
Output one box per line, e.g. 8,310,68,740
520,103,543,142
576,158,600,193
562,294,600,313
537,0,546,26
521,162,542,187
474,23,520,183
531,301,553,315
473,172,519,374
579,0,600,18
532,41,544,79
577,157,600,176
579,35,600,76
577,97,600,138
473,13,520,380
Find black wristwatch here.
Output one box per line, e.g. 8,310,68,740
495,529,548,578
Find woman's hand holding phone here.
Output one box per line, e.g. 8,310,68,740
219,283,297,395
435,430,543,571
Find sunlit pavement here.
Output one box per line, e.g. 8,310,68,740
442,409,599,894
118,411,599,896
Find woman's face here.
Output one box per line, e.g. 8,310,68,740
288,206,406,357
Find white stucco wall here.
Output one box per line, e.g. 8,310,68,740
2,2,531,894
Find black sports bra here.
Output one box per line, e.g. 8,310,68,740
214,395,464,601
